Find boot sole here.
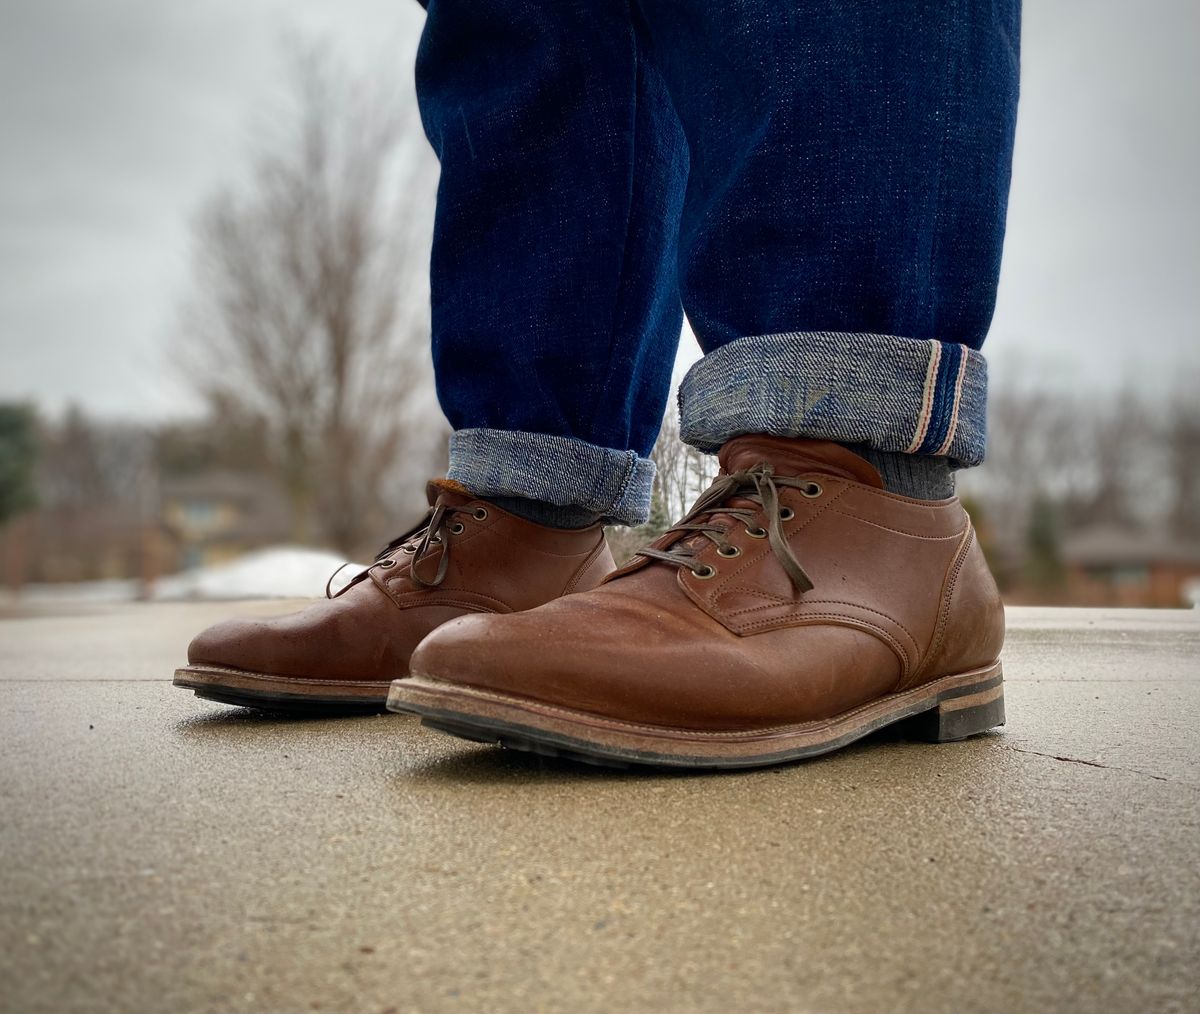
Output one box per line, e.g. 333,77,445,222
173,664,390,714
386,663,1004,769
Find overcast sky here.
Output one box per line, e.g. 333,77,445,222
1,0,1198,421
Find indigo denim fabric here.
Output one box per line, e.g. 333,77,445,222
447,429,655,528
679,332,988,469
416,1,1020,523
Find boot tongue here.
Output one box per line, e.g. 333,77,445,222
717,436,885,488
425,478,477,507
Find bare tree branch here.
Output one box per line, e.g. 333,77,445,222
179,40,439,553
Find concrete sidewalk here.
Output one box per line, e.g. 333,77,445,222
1,602,1197,1014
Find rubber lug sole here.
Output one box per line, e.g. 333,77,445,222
387,664,1005,770
174,665,390,715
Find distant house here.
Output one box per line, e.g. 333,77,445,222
160,472,292,571
11,505,150,585
1063,525,1200,608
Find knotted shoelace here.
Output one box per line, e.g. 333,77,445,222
325,496,486,597
636,464,821,592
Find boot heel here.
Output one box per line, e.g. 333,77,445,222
902,680,1005,743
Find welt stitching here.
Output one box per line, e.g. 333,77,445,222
388,590,507,611
726,596,920,651
827,509,967,541
562,538,608,593
904,525,973,689
404,598,502,613
716,587,793,607
734,612,910,676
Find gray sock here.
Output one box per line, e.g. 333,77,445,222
847,446,955,500
485,495,605,530
489,447,953,525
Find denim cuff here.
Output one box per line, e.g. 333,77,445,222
678,331,988,468
447,428,656,527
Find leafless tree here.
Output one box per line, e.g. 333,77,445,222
24,408,155,583
180,41,440,554
960,373,1176,567
1165,379,1200,540
605,407,721,563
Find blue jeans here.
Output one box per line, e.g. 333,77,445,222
416,1,1021,524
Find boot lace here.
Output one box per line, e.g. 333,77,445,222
636,464,819,592
325,495,486,597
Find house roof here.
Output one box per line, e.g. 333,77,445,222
1063,525,1200,567
160,471,279,503
159,470,292,545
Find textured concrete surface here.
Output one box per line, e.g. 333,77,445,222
1,602,1198,1014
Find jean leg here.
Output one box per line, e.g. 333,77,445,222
417,0,689,524
636,0,1020,472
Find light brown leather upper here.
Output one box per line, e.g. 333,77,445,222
409,438,1005,730
186,483,615,682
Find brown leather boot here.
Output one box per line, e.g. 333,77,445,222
389,438,1005,768
173,481,615,712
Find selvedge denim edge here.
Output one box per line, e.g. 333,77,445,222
678,331,987,469
448,428,657,527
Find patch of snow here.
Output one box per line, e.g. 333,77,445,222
153,546,366,601
4,578,141,604
1,547,369,605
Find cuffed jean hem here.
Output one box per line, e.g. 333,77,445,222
447,428,657,527
678,331,988,468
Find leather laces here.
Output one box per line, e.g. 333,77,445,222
636,464,819,592
325,495,485,598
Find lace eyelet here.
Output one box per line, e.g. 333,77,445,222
377,559,397,569
745,526,767,539
716,545,741,558
692,565,717,579
401,545,416,554
779,507,795,521
449,521,465,535
473,507,489,521
801,482,823,498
